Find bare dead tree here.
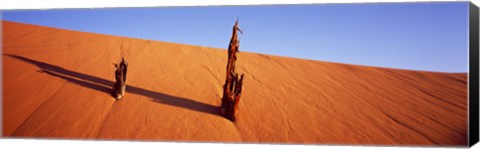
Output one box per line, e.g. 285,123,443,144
221,20,245,122
112,58,128,100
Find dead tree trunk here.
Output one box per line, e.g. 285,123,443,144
112,58,128,100
221,20,244,122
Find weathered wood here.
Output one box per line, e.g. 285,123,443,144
221,20,244,121
112,58,128,100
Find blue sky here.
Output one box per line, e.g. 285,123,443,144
2,2,469,72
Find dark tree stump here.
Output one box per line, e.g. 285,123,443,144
221,20,245,122
112,58,128,100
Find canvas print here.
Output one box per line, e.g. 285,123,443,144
1,2,473,146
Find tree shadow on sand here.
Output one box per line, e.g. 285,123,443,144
5,54,220,117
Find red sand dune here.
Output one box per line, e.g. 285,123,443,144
2,21,468,146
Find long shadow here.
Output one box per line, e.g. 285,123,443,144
5,54,220,117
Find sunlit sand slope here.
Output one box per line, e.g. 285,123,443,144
2,21,468,145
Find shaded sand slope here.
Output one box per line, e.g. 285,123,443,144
2,21,467,146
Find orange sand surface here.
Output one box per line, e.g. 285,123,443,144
2,21,468,146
